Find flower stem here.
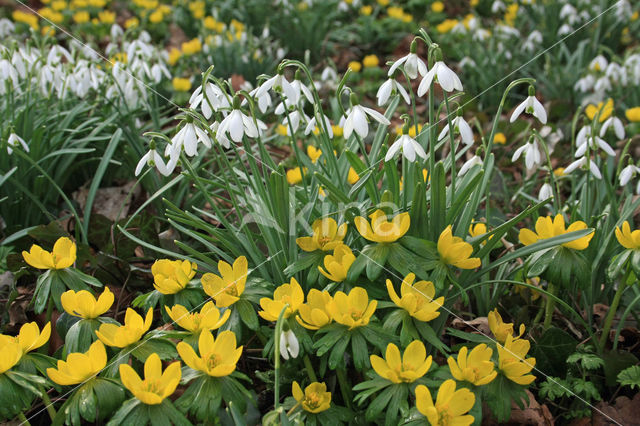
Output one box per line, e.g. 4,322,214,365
543,283,556,330
303,355,318,383
40,387,57,420
599,277,628,352
17,412,31,426
336,367,353,410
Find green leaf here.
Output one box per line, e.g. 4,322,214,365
130,338,177,362
328,334,351,369
617,365,640,389
430,161,446,239
364,243,390,280
351,331,370,370
236,299,259,330
602,350,639,387
531,327,577,377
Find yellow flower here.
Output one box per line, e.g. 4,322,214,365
415,380,475,426
585,98,613,122
152,259,197,295
387,6,404,19
470,0,479,6
72,11,90,24
348,167,360,184
355,210,410,244
41,26,56,36
12,10,40,29
615,221,640,250
61,287,114,319
287,167,307,184
518,214,593,250
363,55,379,68
437,18,458,33
553,167,565,177
168,48,181,66
498,335,536,385
431,1,444,12
333,125,344,138
125,17,139,28
296,289,333,330
626,107,640,122
327,287,376,329
296,218,347,252
258,278,304,321
488,309,525,344
370,341,432,384
47,341,106,385
177,330,242,377
98,10,115,24
348,61,362,72
447,344,497,386
386,273,443,322
39,8,64,24
437,226,481,269
292,381,331,413
377,0,389,5
494,132,507,145
468,223,487,239
119,353,180,405
201,256,248,307
51,1,67,11
95,308,153,348
0,340,23,375
318,244,356,282
360,5,372,15
0,322,51,355
149,9,164,23
181,38,202,55
172,77,192,92
22,237,76,270
165,301,230,334
307,145,322,163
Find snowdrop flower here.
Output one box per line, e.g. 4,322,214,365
387,40,428,80
564,156,602,179
216,102,266,146
169,121,212,157
473,29,491,41
491,1,506,13
290,76,314,105
304,114,333,138
523,31,543,52
600,116,625,140
47,45,74,65
559,4,576,20
438,114,474,146
256,71,298,103
343,96,390,139
0,59,19,93
575,134,615,157
574,75,594,92
510,86,547,124
136,141,177,176
459,154,483,176
589,55,608,72
321,66,337,82
538,183,553,201
7,133,28,155
0,18,15,38
244,86,271,114
385,126,427,162
594,76,611,92
417,55,463,96
376,77,410,106
558,24,573,36
620,162,640,186
280,109,309,134
511,139,542,170
280,330,299,360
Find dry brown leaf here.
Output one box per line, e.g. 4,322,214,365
593,393,640,425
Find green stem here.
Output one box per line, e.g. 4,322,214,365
45,298,54,327
303,355,318,383
273,305,290,410
40,387,57,420
599,278,628,352
336,368,353,410
543,283,556,330
17,412,31,426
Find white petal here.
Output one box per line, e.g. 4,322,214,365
511,145,527,162
575,142,588,157
510,100,527,123
458,119,474,145
229,111,244,142
353,107,369,139
532,97,547,124
376,79,393,106
620,166,634,186
396,82,411,105
417,68,436,97
135,151,151,176
362,106,391,125
387,55,407,77
596,138,615,156
564,157,585,174
385,140,402,162
589,161,602,179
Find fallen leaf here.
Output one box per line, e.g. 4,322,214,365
592,393,640,425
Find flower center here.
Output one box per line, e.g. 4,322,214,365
144,379,162,395
305,392,320,409
225,284,238,296
206,353,221,370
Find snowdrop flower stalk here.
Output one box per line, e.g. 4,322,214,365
343,93,390,140
387,40,428,80
510,85,547,124
385,121,427,163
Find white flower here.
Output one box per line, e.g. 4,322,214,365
343,105,390,139
558,24,573,36
510,94,547,124
135,148,177,176
376,78,410,106
0,18,15,38
387,50,428,80
538,183,553,201
458,155,483,176
7,133,28,155
564,156,602,179
280,109,309,134
169,122,212,157
304,114,333,138
256,73,298,103
600,116,625,140
589,55,608,72
559,4,576,20
620,164,640,186
491,1,505,13
574,135,615,157
385,134,427,162
321,66,337,82
417,61,463,96
594,76,611,92
279,330,299,360
216,108,266,146
511,140,542,170
290,79,315,105
437,116,474,146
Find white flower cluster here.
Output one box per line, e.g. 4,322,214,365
575,54,640,105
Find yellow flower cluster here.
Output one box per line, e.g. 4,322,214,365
387,6,413,22
585,98,614,122
518,214,593,250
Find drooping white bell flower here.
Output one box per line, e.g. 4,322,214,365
538,183,553,201
589,55,608,72
600,116,625,140
7,133,28,155
574,135,615,157
280,109,310,134
438,115,474,146
216,104,266,146
417,60,463,96
169,122,212,157
343,97,390,139
290,77,315,105
136,142,178,177
385,130,427,163
511,139,542,170
376,78,410,106
279,330,299,360
510,86,547,124
564,156,602,179
304,114,333,138
458,154,483,176
387,40,428,80
255,71,298,103
620,163,640,186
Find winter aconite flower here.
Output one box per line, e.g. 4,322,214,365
585,98,613,122
22,236,76,270
47,340,107,385
370,341,432,383
165,301,230,334
0,321,51,355
61,287,114,319
318,244,356,282
177,330,242,377
626,106,640,122
497,335,536,385
327,287,377,329
355,210,410,243
447,344,497,386
292,381,331,413
119,353,181,405
151,259,197,295
95,308,153,348
258,278,305,321
415,380,475,426
296,289,334,330
615,221,640,250
437,225,481,269
201,256,248,307
0,340,22,375
518,214,593,250
488,309,525,344
386,273,443,322
297,218,348,252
